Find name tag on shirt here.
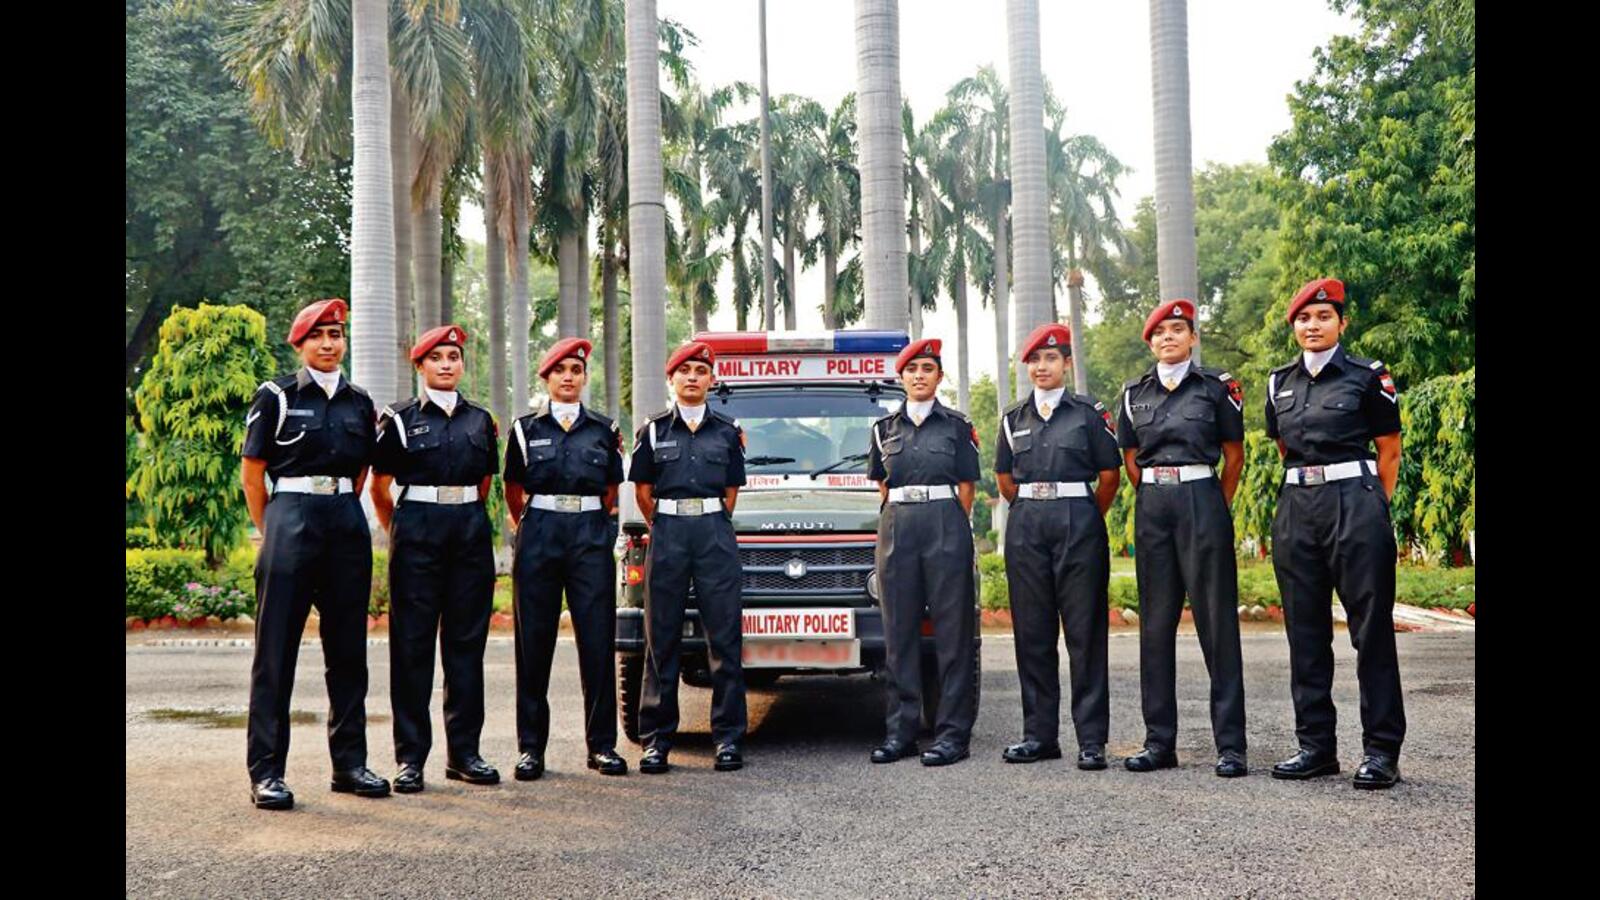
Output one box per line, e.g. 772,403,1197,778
1130,403,1152,412
1276,390,1294,398
656,440,678,448
286,408,315,417
528,438,552,447
407,425,431,436
1011,429,1031,437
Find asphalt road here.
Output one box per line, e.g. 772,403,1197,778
126,630,1475,897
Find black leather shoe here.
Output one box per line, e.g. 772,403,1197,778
639,747,670,774
250,777,293,810
514,752,544,782
587,749,628,776
393,763,425,793
870,741,919,764
1271,749,1341,780
920,741,970,767
1352,754,1400,790
446,755,500,785
330,766,391,797
1002,740,1063,764
1215,751,1249,778
1077,747,1108,770
714,744,744,772
1124,747,1179,772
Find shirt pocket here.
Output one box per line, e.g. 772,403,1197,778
653,443,682,464
528,443,559,466
701,446,730,467
579,446,610,470
277,409,322,444
1182,402,1216,423
1318,387,1365,424
1009,429,1036,454
1054,420,1089,450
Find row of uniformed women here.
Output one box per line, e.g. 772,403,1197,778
867,278,1406,791
240,303,651,811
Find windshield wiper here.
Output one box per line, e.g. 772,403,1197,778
809,452,869,478
745,455,796,467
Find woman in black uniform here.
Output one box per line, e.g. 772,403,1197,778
371,324,502,792
1116,299,1248,778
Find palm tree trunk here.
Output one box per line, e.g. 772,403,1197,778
732,220,750,331
855,0,908,331
602,229,620,421
907,207,923,339
511,169,532,416
1007,0,1049,402
350,0,398,407
782,219,797,329
414,175,443,333
1067,268,1088,394
822,242,838,329
954,261,971,411
558,226,581,337
440,235,455,325
577,215,592,404
993,208,1011,409
759,0,776,329
484,155,508,428
626,0,669,419
394,90,415,383
1150,0,1200,363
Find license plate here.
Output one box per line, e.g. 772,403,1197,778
743,639,861,669
742,607,856,640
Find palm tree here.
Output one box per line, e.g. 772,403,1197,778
625,0,668,419
1149,0,1199,360
1047,109,1131,394
925,104,992,412
854,0,907,331
946,66,1012,412
801,94,861,329
1006,0,1049,402
706,116,761,330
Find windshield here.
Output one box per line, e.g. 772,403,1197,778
710,388,904,476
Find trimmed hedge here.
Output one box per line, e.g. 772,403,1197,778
127,545,392,619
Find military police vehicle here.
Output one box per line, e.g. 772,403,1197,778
615,329,981,742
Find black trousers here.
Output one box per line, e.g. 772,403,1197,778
639,511,746,750
877,499,977,749
247,492,372,782
387,499,495,766
1272,477,1406,758
1133,479,1247,756
1003,496,1108,750
513,507,618,755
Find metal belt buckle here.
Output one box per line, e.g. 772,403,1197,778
310,475,336,495
554,494,582,513
1028,482,1058,500
1153,466,1180,485
1300,466,1326,486
904,486,929,503
678,498,705,516
438,485,465,503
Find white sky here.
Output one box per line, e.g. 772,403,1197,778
462,0,1356,384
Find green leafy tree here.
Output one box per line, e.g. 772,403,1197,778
1268,0,1474,384
131,304,277,566
126,0,350,388
1392,368,1474,563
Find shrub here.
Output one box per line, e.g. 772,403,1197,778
126,548,206,619
977,552,1009,611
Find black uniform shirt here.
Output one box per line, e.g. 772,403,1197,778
627,406,746,499
869,400,982,488
373,393,498,485
1117,364,1246,468
1265,345,1401,468
504,402,625,494
241,369,376,479
994,390,1121,483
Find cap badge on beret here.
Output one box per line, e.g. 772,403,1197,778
447,329,458,342
1046,335,1058,346
1315,289,1327,300
577,347,586,358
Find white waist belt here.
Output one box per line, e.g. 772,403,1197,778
274,475,353,495
1284,459,1375,486
1139,464,1215,486
656,497,724,516
404,484,481,504
1016,481,1093,500
887,484,956,503
530,493,603,512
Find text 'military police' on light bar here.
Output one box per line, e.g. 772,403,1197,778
694,330,911,383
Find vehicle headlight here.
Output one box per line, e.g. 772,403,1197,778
866,568,880,601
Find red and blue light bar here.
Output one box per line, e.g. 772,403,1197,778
694,330,909,355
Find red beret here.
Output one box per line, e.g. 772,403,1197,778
286,298,348,346
410,323,468,363
1287,278,1345,322
894,338,943,374
665,341,716,376
538,337,592,378
1142,298,1197,342
1018,323,1072,362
